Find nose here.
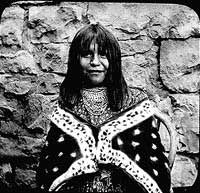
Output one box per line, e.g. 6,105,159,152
91,54,100,66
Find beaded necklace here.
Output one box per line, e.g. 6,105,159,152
81,87,108,116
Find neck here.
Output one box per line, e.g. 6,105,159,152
82,84,106,89
81,87,108,116
81,86,107,91
81,87,108,100
81,78,107,89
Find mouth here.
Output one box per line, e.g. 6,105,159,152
88,70,104,74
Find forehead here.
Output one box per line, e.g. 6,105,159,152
89,42,98,51
80,40,105,54
80,33,106,51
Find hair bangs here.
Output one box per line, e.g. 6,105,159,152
78,25,109,56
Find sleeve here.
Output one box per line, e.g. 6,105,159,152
36,121,81,191
111,113,171,193
36,122,62,191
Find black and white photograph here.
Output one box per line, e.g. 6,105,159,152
0,1,199,193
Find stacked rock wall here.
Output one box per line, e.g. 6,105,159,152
0,1,199,190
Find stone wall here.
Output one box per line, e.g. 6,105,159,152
0,1,199,191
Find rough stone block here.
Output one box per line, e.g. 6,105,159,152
23,93,54,135
160,38,200,93
15,168,37,189
0,6,24,54
0,94,16,119
0,135,43,159
0,74,37,97
170,94,199,153
28,3,88,43
31,43,69,73
0,83,25,125
87,3,199,39
36,73,64,94
17,136,44,156
0,137,27,158
0,121,28,137
1,5,24,20
158,94,199,154
122,51,159,90
0,163,14,189
119,38,154,56
0,50,41,75
122,56,148,88
171,155,198,187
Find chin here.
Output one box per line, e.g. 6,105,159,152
89,78,104,86
91,80,105,86
90,82,103,87
83,75,106,88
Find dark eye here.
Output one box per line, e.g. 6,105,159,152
81,51,92,58
99,50,107,58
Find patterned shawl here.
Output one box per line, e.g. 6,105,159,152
37,88,171,193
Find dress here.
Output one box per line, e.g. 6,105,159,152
36,87,171,193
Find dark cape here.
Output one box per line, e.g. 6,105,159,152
36,89,171,193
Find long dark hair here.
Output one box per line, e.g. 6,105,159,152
59,23,128,111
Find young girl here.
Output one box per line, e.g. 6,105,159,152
37,23,177,193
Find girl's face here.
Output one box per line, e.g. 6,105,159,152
80,42,109,88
